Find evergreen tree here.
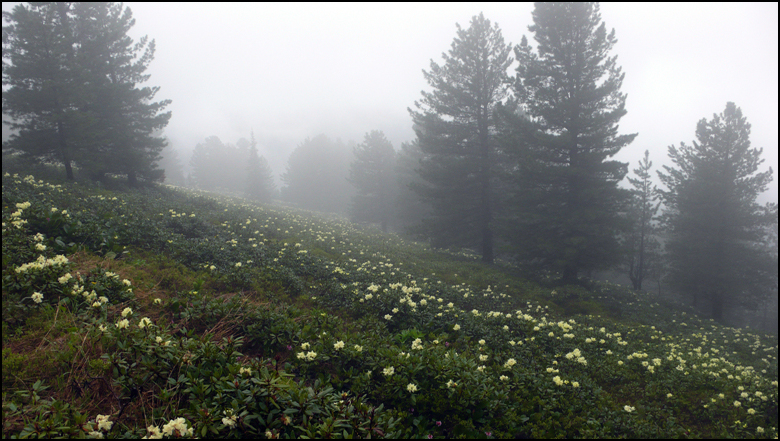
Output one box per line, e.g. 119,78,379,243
2,2,170,185
72,2,170,185
281,134,353,215
408,12,512,263
246,131,276,203
158,141,185,186
394,139,431,234
348,130,396,232
623,150,661,290
189,136,224,191
505,2,636,283
2,3,85,180
658,102,776,322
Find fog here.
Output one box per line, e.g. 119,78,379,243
3,3,778,203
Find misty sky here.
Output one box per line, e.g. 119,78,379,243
4,3,778,203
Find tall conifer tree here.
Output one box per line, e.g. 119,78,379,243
348,130,396,232
245,131,276,203
3,3,84,180
73,2,170,185
624,150,661,290
505,2,636,283
3,2,170,185
409,12,512,263
658,102,775,321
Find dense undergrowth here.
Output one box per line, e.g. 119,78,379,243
2,170,778,438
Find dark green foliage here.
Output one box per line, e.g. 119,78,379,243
280,134,354,215
393,139,431,234
409,12,512,263
502,2,636,283
348,130,396,232
657,102,776,321
2,3,84,180
2,2,171,185
71,2,171,185
2,170,777,438
245,131,277,203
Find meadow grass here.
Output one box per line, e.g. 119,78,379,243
2,170,777,438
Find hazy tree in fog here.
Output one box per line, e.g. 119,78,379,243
394,139,432,233
409,12,512,263
623,150,661,291
348,130,396,232
189,136,224,191
72,2,170,185
503,3,636,284
281,134,353,215
189,135,258,195
245,131,276,203
658,102,776,322
158,142,186,186
2,3,170,185
3,3,85,180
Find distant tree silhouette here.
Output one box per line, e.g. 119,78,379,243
394,139,431,234
623,150,661,291
280,134,353,215
348,130,396,232
245,131,276,203
658,102,776,322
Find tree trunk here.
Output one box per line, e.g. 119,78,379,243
478,107,493,264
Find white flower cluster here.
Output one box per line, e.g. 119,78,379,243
15,254,69,273
143,417,194,439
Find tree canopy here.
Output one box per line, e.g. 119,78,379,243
409,12,512,263
2,2,170,184
502,2,636,283
658,102,776,321
280,134,353,215
348,130,396,232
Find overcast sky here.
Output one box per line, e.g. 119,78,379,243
4,2,778,203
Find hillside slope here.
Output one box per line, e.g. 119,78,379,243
2,171,777,438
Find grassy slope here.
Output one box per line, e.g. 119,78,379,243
2,170,778,439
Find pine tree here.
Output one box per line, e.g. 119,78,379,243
394,139,431,234
72,2,170,185
280,134,353,214
189,136,223,191
2,2,170,185
348,130,396,232
505,2,636,283
408,12,512,263
624,150,661,290
245,131,276,203
658,102,776,322
2,3,85,180
158,142,186,186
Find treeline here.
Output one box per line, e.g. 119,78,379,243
186,133,276,203
341,4,777,324
4,2,776,325
2,3,171,185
